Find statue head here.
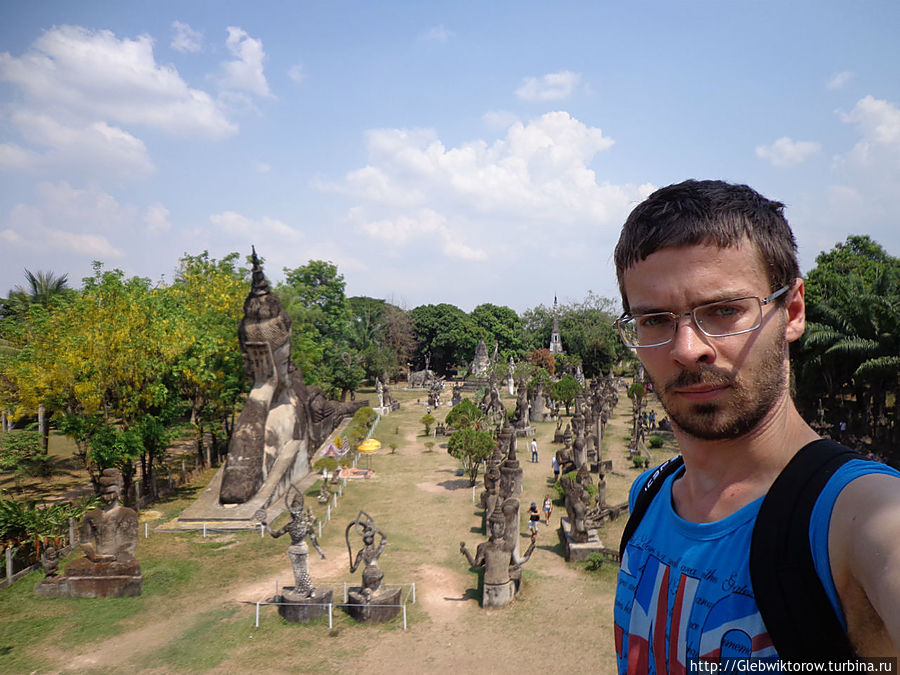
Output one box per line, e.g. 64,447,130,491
488,506,506,540
98,468,123,507
285,484,305,514
238,248,293,384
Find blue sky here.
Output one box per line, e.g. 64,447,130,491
1,1,898,312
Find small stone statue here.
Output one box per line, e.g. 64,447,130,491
345,511,387,601
376,378,385,408
256,485,325,600
36,467,142,597
460,504,536,608
41,545,60,577
80,468,138,563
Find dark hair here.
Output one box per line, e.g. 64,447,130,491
614,180,799,313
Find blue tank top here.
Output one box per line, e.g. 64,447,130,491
614,459,898,673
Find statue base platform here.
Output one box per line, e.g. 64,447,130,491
482,579,516,608
276,587,334,623
514,425,536,437
34,559,142,598
558,517,604,562
345,586,402,622
459,377,489,392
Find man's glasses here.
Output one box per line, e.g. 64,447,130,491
614,286,790,348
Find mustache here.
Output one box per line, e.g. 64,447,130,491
664,366,734,393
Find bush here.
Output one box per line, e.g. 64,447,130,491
647,435,665,449
420,413,436,436
585,552,605,572
313,457,338,474
0,431,52,478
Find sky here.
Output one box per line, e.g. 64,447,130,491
1,1,898,314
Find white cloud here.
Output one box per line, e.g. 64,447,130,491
826,71,853,91
2,182,129,259
515,71,581,102
841,95,900,147
1,110,153,176
287,64,306,84
755,136,822,167
144,203,171,234
323,111,646,271
418,25,454,43
218,27,272,98
0,25,236,139
836,95,900,167
209,211,301,241
357,209,486,262
171,21,203,53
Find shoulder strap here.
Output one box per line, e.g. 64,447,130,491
749,438,861,661
618,455,684,561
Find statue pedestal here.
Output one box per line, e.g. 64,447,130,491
558,517,604,562
276,587,334,623
482,579,516,608
345,586,402,622
514,425,536,437
35,559,142,598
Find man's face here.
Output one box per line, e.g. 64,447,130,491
621,240,799,441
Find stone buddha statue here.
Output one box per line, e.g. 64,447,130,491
79,468,138,563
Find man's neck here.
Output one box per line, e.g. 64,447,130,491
670,395,819,523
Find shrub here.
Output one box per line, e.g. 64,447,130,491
0,431,52,479
420,413,436,435
313,457,338,474
423,441,435,453
648,435,665,449
585,552,605,572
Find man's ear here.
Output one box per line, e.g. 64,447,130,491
784,277,806,343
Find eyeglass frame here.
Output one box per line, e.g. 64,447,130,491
613,285,792,348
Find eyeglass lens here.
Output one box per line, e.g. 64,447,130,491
621,297,762,346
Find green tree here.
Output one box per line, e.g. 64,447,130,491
278,260,364,400
409,303,478,374
447,426,495,486
797,240,899,452
550,374,582,415
347,296,415,383
470,303,524,361
521,292,625,378
169,251,248,467
445,397,487,431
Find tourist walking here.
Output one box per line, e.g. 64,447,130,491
542,495,553,525
551,454,559,481
527,502,540,538
530,438,538,463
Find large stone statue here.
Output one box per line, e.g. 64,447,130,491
460,502,536,608
220,249,365,505
344,511,401,621
35,468,142,598
560,467,605,543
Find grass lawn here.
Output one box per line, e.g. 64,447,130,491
0,383,674,674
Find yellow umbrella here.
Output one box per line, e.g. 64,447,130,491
357,438,381,470
357,439,381,454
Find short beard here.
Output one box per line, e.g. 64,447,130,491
651,332,788,441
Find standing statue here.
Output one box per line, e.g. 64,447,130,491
376,378,385,408
346,511,387,601
344,510,401,621
256,486,325,600
460,504,536,608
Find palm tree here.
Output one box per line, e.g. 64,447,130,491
10,269,71,308
802,270,899,451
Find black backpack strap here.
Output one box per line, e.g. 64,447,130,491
750,439,862,661
618,455,684,561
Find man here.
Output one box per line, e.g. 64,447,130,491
612,180,899,670
531,437,539,463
